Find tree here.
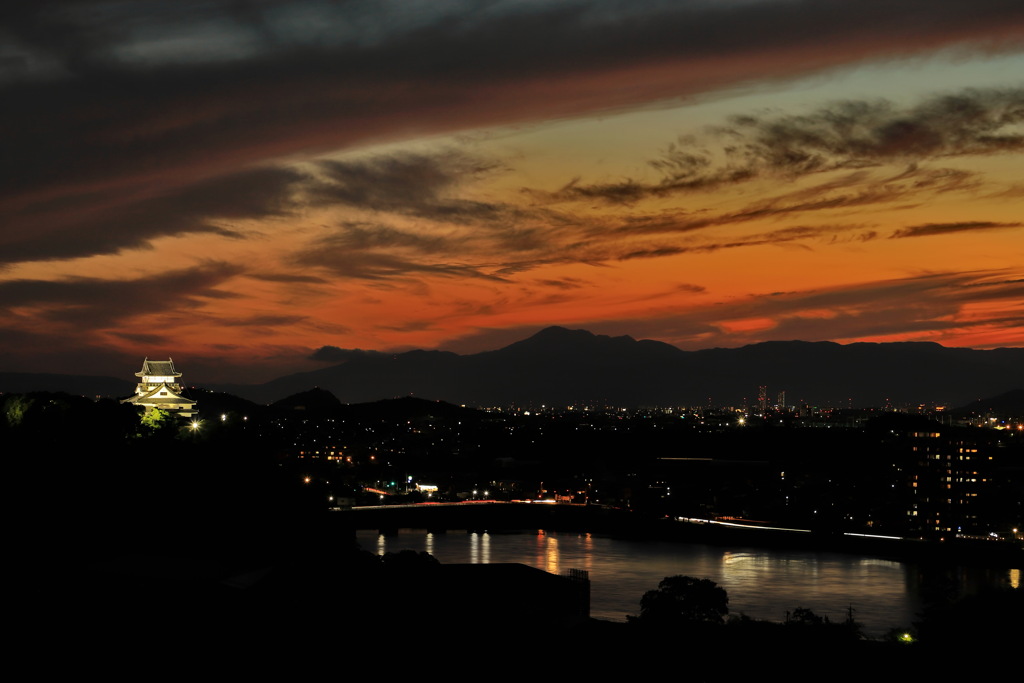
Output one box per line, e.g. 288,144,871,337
140,407,167,428
3,395,34,428
634,575,729,627
784,605,862,642
139,407,178,437
786,606,828,627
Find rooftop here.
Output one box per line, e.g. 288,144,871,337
137,358,181,378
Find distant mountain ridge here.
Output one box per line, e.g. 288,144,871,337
3,327,1022,408
218,327,1022,407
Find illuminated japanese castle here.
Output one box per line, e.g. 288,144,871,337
122,358,197,417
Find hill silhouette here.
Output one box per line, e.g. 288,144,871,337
224,327,1023,406
3,327,1022,407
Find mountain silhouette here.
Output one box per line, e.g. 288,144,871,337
218,327,1024,407
3,326,1022,407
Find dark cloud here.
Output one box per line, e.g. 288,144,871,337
248,272,329,284
293,248,506,282
3,1,1021,247
284,151,573,280
536,278,589,290
111,332,167,346
890,221,1023,239
722,272,964,318
491,257,585,278
615,224,861,260
675,283,707,294
951,278,1024,303
539,89,1019,206
323,222,455,255
549,177,653,206
291,141,990,279
220,314,307,328
292,154,571,279
311,151,504,222
378,320,437,333
553,166,973,259
716,88,1024,169
0,166,302,264
757,307,964,342
0,262,243,328
0,324,137,378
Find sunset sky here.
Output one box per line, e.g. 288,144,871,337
2,1,1023,383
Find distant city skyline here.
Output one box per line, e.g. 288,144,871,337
2,2,1023,383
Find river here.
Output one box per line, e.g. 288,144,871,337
356,528,1020,636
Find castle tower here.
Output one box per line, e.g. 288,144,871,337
122,358,197,417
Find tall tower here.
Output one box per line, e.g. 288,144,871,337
758,385,768,414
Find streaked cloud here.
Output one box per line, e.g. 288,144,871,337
535,89,1022,207
0,167,302,264
891,221,1023,239
0,262,244,328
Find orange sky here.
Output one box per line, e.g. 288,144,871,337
1,1,1023,382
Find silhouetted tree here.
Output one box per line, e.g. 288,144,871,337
783,604,862,642
633,575,729,627
786,606,828,626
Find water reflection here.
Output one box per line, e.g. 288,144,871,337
358,529,1014,636
533,530,561,574
469,532,490,564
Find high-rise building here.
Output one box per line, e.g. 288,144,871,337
902,430,995,538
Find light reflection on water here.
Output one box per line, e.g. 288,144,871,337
357,529,1013,636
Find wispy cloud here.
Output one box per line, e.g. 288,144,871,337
535,89,1021,206
309,151,504,220
891,221,1023,238
0,262,243,328
293,248,507,283
248,272,329,284
0,167,302,264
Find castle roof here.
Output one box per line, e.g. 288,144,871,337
137,358,181,377
123,382,196,407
